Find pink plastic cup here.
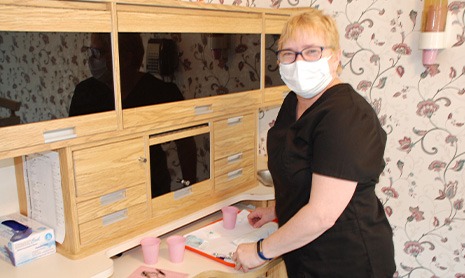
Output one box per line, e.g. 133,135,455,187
166,235,186,263
221,206,239,229
140,237,161,264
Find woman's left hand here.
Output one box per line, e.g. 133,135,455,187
232,242,267,272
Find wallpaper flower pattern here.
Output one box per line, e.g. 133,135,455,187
196,0,465,277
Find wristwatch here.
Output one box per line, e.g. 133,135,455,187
256,238,273,261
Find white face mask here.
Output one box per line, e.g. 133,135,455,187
279,56,333,99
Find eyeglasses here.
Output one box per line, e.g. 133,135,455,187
276,46,327,64
84,47,106,59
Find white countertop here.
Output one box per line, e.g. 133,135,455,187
1,184,275,278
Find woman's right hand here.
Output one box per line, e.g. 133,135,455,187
247,206,276,228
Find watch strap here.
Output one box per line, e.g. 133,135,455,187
256,238,273,261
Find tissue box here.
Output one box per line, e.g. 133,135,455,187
0,213,56,266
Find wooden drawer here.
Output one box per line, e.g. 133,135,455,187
214,149,254,177
76,184,147,224
213,114,255,159
214,163,255,193
123,91,260,131
150,179,213,221
73,138,146,198
79,202,148,246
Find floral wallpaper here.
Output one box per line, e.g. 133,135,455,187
0,0,464,276
222,0,465,277
186,0,465,277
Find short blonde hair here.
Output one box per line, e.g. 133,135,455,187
278,9,342,74
278,9,340,53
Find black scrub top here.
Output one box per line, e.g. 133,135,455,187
267,83,395,277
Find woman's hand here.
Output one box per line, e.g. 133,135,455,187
247,206,276,228
232,242,266,272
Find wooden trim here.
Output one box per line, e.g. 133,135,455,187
116,5,262,33
0,3,111,32
148,124,210,146
13,157,27,215
0,112,117,157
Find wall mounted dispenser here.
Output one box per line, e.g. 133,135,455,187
419,0,449,66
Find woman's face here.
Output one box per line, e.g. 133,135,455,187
281,28,340,75
90,34,113,71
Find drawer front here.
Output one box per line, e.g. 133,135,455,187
73,138,146,198
214,163,255,193
123,91,259,130
151,179,213,221
79,202,148,246
213,114,255,159
214,149,254,177
76,184,147,224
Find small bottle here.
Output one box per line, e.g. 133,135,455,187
420,0,448,65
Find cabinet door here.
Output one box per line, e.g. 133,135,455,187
73,138,146,199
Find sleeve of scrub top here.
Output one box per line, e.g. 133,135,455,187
311,97,387,183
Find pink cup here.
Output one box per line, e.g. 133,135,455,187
221,206,239,229
166,235,186,263
140,237,161,264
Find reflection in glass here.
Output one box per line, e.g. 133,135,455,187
136,32,262,104
150,133,210,199
0,31,94,124
0,31,265,127
69,33,114,116
69,33,185,116
264,34,285,88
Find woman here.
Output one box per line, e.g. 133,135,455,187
232,9,396,277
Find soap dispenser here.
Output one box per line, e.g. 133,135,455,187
419,0,448,65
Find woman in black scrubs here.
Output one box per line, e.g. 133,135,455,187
233,9,396,277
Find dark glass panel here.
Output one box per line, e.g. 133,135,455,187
149,132,210,199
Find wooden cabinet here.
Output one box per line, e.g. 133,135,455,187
0,0,297,259
72,138,146,199
65,137,149,255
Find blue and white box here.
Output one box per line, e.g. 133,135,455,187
0,213,56,266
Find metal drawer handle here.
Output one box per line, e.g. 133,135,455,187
102,209,128,226
43,127,77,143
100,189,126,206
227,116,243,126
227,169,243,180
227,153,243,163
195,104,213,115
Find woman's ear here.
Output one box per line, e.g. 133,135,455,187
331,49,342,75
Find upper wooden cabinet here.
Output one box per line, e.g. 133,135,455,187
0,0,297,159
0,1,115,156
